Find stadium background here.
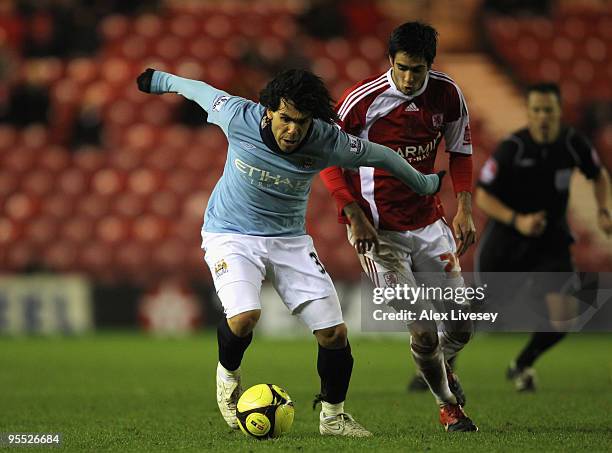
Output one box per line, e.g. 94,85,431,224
1,1,611,451
0,0,609,335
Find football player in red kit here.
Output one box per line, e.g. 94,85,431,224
321,22,478,432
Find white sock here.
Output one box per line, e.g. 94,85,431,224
217,362,240,382
438,330,467,363
321,401,344,417
411,343,456,407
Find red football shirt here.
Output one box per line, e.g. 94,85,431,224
321,69,473,231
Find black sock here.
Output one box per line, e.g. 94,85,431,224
516,331,567,370
217,319,252,372
317,341,354,404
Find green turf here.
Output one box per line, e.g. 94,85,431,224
0,332,610,452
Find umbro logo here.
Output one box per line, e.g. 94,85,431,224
239,141,256,150
404,102,419,112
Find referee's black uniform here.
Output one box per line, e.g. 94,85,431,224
476,126,602,273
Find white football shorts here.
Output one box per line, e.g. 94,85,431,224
202,232,342,331
349,218,466,314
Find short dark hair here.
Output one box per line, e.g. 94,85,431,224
259,69,338,123
388,22,438,66
526,82,562,102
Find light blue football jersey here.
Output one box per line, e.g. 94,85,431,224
151,71,439,236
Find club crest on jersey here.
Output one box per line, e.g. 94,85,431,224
348,135,363,155
479,157,497,184
383,271,398,287
432,113,444,130
214,259,228,278
212,95,230,112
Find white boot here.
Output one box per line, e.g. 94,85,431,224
216,362,242,429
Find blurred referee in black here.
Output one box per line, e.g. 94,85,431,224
475,82,611,391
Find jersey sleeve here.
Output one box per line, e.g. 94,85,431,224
318,86,369,213
477,137,517,199
335,84,367,136
443,82,472,155
567,128,602,180
319,167,356,214
150,71,244,134
326,126,439,195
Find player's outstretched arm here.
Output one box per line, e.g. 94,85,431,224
354,139,444,195
136,68,238,131
328,133,443,196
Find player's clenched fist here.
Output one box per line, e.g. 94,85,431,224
137,68,155,93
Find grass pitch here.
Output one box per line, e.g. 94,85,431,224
1,332,610,452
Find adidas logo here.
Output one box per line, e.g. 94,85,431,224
405,102,419,112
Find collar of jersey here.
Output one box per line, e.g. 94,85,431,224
386,68,429,99
259,114,314,155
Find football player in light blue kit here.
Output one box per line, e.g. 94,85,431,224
137,68,443,437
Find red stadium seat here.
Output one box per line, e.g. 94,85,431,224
165,168,199,196
128,168,163,195
42,193,75,219
5,243,35,271
78,242,113,273
39,146,70,172
120,35,150,60
346,57,374,82
21,170,54,196
141,98,173,126
146,148,178,172
62,215,95,244
151,238,188,271
155,35,184,61
135,14,164,39
359,36,386,62
175,59,205,80
183,191,211,221
97,215,130,245
73,149,106,173
584,37,607,62
106,99,136,126
58,167,88,195
78,193,111,219
188,36,217,60
66,58,98,86
149,190,180,218
92,168,126,196
5,193,38,221
312,57,338,83
133,214,168,243
0,125,17,150
43,241,78,271
0,217,19,246
124,123,159,149
325,38,351,60
99,14,130,43
517,36,540,61
170,14,200,39
114,192,146,218
26,215,58,245
0,172,19,198
20,125,49,150
203,14,232,39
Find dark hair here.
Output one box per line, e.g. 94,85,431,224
526,82,561,102
388,22,438,66
259,69,338,123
